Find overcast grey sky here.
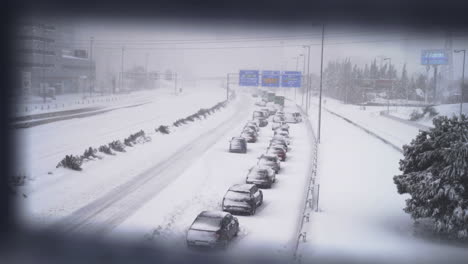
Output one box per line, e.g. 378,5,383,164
71,19,468,83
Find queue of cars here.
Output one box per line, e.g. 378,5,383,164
186,94,302,250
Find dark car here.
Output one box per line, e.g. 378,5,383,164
274,130,289,138
241,131,257,143
269,140,288,152
253,110,267,120
245,122,259,132
254,117,268,127
243,126,258,136
229,137,247,153
246,166,276,188
186,211,239,249
266,146,286,161
257,154,280,173
222,184,263,215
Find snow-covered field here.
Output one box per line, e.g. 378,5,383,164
297,99,468,264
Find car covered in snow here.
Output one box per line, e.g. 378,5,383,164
246,166,276,188
222,184,263,215
241,131,257,143
259,108,270,118
245,122,259,132
272,115,285,123
257,154,280,173
272,122,289,131
255,100,266,107
272,134,290,145
186,211,239,249
229,137,247,153
269,139,288,152
254,117,268,127
243,126,258,136
274,129,289,138
266,146,287,161
253,110,268,120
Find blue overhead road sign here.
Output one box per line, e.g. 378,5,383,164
239,70,259,86
281,71,302,87
421,50,449,65
262,70,280,87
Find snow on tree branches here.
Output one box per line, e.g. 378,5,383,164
394,114,468,239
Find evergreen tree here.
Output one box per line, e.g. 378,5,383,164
394,114,468,239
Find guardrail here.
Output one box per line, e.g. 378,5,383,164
293,104,320,263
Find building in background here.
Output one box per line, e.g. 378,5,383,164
15,18,95,97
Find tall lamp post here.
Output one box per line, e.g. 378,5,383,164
454,49,466,115
383,57,392,114
300,54,306,107
303,45,311,113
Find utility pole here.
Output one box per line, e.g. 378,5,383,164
89,36,94,97
300,54,306,107
120,46,125,92
384,57,392,113
318,24,325,143
454,49,466,115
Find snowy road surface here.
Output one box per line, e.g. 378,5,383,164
111,101,314,262
58,98,252,234
298,108,468,264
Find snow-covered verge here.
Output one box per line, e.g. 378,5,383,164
297,109,468,264
15,86,230,226
388,102,468,127
13,85,226,180
10,80,177,118
308,96,421,148
107,101,314,262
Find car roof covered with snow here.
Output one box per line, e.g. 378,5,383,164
228,184,255,192
190,211,229,231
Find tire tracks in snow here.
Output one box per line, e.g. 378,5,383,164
55,98,251,235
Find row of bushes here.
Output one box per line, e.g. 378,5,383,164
57,97,232,171
156,100,229,134
57,130,151,171
409,105,438,121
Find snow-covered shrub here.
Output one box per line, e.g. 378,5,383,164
409,109,424,121
99,144,115,155
82,147,101,160
125,130,151,145
56,155,83,171
109,140,126,152
156,125,170,134
394,114,468,239
423,105,438,117
10,174,27,187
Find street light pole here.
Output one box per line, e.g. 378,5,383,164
384,57,392,114
303,45,311,113
454,49,466,115
318,24,325,143
120,46,125,92
226,73,230,101
89,36,94,97
300,54,306,107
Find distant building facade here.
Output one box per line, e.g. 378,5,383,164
15,19,95,96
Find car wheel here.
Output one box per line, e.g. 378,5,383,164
250,206,256,215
